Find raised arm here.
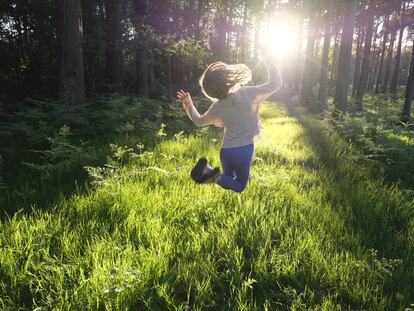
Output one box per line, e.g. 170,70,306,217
176,90,222,127
254,60,283,103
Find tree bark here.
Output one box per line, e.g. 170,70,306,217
333,0,357,114
401,42,414,121
240,4,249,63
352,25,364,96
148,49,156,98
57,0,86,106
136,43,148,97
390,1,407,94
355,0,375,111
294,18,304,93
300,12,318,108
105,0,124,94
367,19,380,93
214,0,228,60
318,2,332,111
132,0,149,96
375,14,390,94
381,21,397,93
329,15,341,92
194,0,205,41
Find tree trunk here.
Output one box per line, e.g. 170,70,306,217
253,18,260,66
355,0,375,111
390,1,407,94
381,22,397,93
148,49,156,98
352,25,364,96
401,42,414,121
367,19,380,93
214,0,228,60
194,0,205,40
105,0,124,94
132,0,149,96
293,18,304,93
82,1,106,97
240,4,249,63
334,0,357,114
329,16,341,92
375,14,390,94
318,2,332,111
300,12,318,108
136,44,148,97
57,0,85,106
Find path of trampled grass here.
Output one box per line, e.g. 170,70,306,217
1,103,413,310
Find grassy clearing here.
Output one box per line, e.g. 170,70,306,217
1,103,413,310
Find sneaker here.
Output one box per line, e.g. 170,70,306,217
200,167,220,184
191,158,207,183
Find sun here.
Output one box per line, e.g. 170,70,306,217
260,18,299,57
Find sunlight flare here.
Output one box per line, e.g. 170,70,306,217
260,18,299,57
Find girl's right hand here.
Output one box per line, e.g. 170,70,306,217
176,89,191,105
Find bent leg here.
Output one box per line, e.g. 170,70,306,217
219,144,253,192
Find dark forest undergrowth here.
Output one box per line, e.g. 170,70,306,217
0,101,414,310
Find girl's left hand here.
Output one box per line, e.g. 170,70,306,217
176,89,191,104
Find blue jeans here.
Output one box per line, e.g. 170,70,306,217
219,144,254,192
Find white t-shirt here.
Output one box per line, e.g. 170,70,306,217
182,64,282,149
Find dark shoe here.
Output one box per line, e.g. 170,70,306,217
191,158,207,183
200,167,220,184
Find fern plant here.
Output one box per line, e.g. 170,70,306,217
23,125,97,177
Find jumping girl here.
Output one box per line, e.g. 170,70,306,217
176,59,282,193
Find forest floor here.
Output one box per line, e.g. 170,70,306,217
1,102,414,310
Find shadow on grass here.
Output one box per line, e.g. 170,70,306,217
282,105,414,305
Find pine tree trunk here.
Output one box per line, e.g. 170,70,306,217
355,1,375,111
390,1,407,94
148,49,156,98
381,23,397,93
352,25,364,96
329,16,341,92
293,19,303,93
318,3,332,111
300,12,318,108
253,18,260,67
136,44,148,97
375,14,390,94
194,0,205,40
132,0,149,96
334,0,357,114
367,20,380,93
57,0,86,106
401,43,414,121
214,0,228,60
240,4,249,63
105,0,124,94
82,1,106,97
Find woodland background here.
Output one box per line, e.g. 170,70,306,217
1,0,414,310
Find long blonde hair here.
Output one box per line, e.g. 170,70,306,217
199,62,252,100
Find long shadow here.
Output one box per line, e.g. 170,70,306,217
282,105,414,303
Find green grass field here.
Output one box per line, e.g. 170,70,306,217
1,103,413,310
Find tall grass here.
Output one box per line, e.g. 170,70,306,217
0,103,413,310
